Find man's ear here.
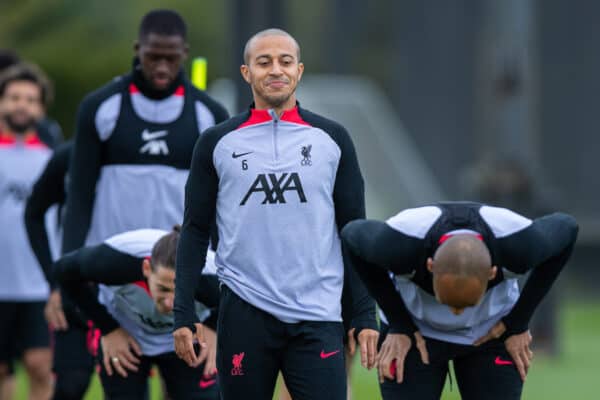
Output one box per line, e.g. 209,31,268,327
240,64,251,84
427,257,434,273
489,265,498,281
134,40,140,54
142,258,152,279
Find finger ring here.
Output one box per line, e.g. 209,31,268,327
111,357,120,363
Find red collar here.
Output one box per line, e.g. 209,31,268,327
238,106,311,129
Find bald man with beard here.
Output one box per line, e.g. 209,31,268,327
341,201,578,400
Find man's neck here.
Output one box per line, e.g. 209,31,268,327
253,97,297,117
131,63,183,100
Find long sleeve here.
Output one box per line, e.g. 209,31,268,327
174,132,219,333
342,219,424,335
62,97,103,253
24,142,71,287
54,244,144,334
194,274,220,330
328,123,380,333
496,213,579,335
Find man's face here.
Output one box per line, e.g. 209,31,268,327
240,34,304,109
144,264,176,314
135,33,188,91
0,80,43,133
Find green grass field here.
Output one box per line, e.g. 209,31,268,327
12,301,599,399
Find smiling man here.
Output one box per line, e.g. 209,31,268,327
342,201,578,400
54,9,228,399
173,29,378,400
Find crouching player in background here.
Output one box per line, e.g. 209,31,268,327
54,227,219,400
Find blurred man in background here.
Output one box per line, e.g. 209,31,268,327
53,9,228,399
0,50,62,148
0,63,55,400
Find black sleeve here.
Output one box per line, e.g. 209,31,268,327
174,132,220,333
342,219,425,335
496,213,579,335
62,96,103,253
194,274,220,330
328,124,379,334
54,244,144,334
24,142,71,288
341,247,378,335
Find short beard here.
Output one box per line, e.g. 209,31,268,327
263,93,292,109
4,114,35,134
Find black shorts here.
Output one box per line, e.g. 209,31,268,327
98,345,219,400
216,285,347,400
0,301,50,362
378,323,523,400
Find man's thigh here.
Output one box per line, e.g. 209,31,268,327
281,321,346,400
53,324,95,373
378,327,448,400
156,351,219,400
453,340,523,400
216,285,282,400
97,343,152,400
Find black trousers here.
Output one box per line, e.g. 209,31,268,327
216,285,347,400
98,345,219,400
379,323,523,400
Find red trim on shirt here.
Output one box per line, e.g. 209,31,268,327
0,132,48,149
237,106,311,129
280,107,311,126
438,232,483,245
129,83,140,94
24,133,48,149
174,85,185,96
133,280,152,297
0,133,16,147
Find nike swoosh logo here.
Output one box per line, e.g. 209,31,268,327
320,349,340,359
232,151,253,159
198,379,216,389
494,356,514,366
141,129,168,141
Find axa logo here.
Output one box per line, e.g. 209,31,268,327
139,129,169,155
240,172,307,205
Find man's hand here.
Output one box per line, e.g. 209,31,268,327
473,321,506,347
505,331,533,382
201,327,217,377
474,321,533,382
101,328,142,378
173,323,206,368
44,290,68,330
376,331,429,384
347,328,379,370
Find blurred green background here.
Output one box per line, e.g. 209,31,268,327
2,1,599,398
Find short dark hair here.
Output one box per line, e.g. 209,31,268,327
0,49,20,72
150,225,181,271
139,9,187,41
0,62,53,108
